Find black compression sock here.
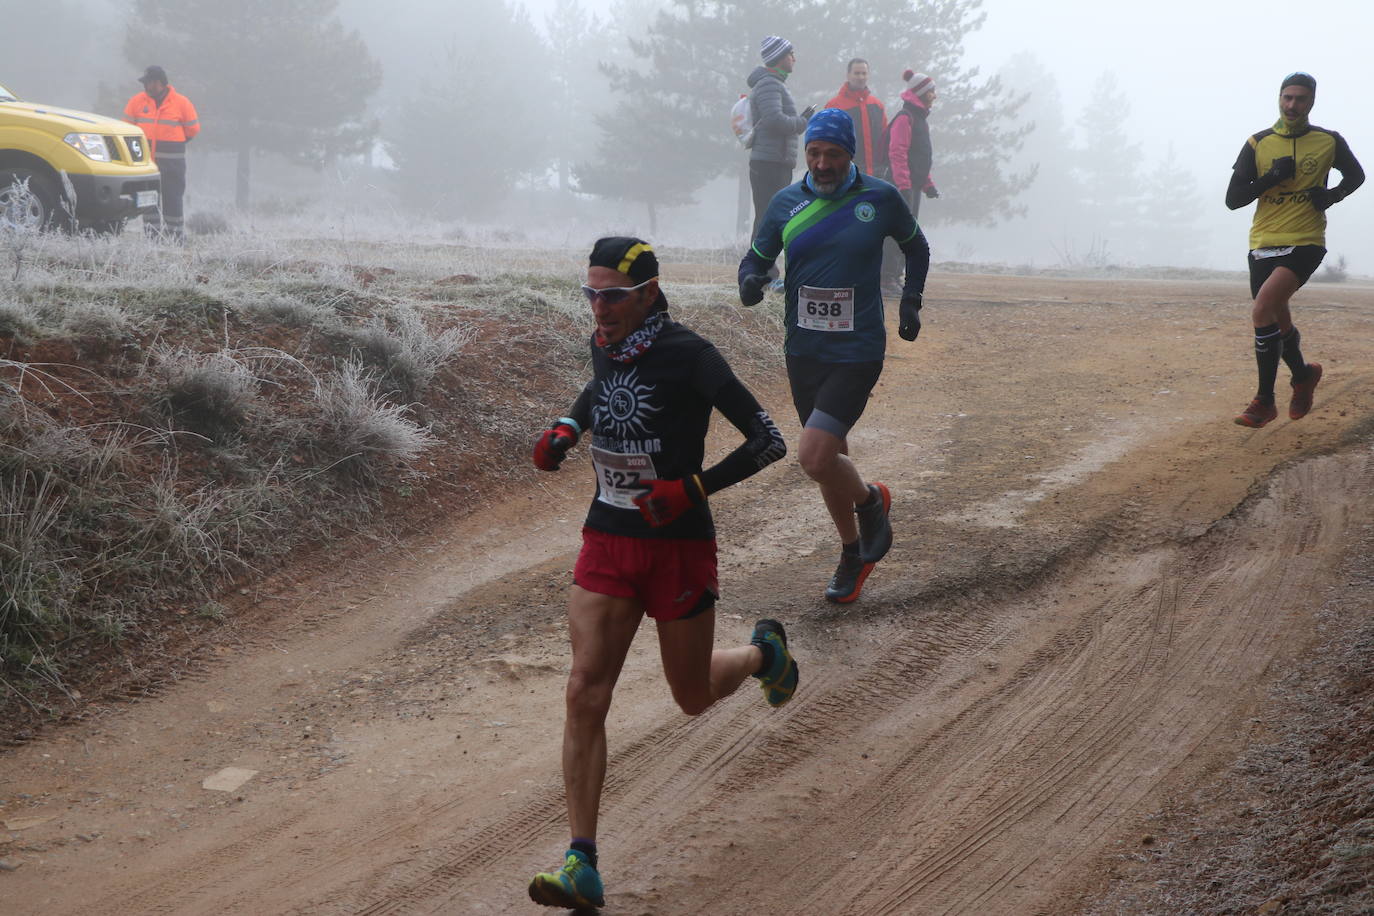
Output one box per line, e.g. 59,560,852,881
842,539,860,556
571,838,598,868
1253,323,1282,402
1280,326,1309,381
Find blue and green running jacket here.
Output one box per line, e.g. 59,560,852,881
740,165,929,362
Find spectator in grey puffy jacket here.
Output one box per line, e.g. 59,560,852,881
748,36,815,249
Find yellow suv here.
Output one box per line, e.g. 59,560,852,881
0,80,160,232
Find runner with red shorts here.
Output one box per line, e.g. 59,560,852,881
527,237,794,911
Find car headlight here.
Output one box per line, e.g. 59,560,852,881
63,132,111,162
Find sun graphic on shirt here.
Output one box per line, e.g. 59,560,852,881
595,367,660,440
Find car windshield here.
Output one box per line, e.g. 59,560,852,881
0,83,17,102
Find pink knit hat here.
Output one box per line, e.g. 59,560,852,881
903,70,935,97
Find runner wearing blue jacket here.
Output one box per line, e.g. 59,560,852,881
739,108,931,604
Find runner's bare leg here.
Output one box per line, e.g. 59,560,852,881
798,426,869,544
656,611,762,716
1252,265,1303,331
563,586,643,840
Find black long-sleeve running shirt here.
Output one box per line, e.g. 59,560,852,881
565,318,786,540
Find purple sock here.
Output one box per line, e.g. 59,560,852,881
571,837,597,868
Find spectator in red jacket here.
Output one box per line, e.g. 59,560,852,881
824,58,887,178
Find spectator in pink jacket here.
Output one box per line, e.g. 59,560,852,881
882,70,939,295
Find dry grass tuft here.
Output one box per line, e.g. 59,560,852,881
308,357,437,484
340,305,473,401
151,347,260,443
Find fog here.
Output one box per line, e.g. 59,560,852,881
3,0,1369,273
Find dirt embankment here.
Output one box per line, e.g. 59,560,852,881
2,273,1372,914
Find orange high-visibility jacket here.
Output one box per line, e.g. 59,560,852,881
123,86,200,161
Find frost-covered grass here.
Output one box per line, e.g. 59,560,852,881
0,219,481,709
0,213,783,725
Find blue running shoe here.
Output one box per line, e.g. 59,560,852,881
751,619,798,707
528,849,605,909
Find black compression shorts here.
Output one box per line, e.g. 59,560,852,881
1248,245,1326,298
785,355,883,438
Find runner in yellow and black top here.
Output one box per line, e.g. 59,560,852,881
1225,71,1364,428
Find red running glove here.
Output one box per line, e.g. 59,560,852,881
532,422,579,471
633,475,706,527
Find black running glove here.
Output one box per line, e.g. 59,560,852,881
898,293,922,342
1308,186,1339,211
740,273,770,307
923,184,940,199
1260,156,1295,188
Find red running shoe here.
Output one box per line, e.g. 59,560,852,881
1289,362,1323,420
1234,398,1278,428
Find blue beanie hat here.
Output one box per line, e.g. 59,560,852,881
804,108,856,156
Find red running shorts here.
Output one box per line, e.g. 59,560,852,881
574,527,718,621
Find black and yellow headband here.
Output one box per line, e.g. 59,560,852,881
589,236,660,285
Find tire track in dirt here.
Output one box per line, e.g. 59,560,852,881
7,278,1372,916
275,702,780,914
206,449,1370,916
747,450,1369,916
264,600,1011,913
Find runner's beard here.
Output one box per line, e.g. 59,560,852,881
811,173,841,194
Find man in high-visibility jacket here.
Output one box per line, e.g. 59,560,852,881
124,65,200,239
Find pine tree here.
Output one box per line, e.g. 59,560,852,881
576,0,770,230
383,2,546,218
579,0,1030,230
6,0,121,111
1073,71,1143,258
1138,144,1207,266
545,0,606,192
124,0,382,209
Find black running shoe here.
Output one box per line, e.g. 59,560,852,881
855,482,892,563
824,551,874,603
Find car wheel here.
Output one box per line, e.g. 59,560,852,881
0,168,67,232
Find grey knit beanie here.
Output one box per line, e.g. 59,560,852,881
760,36,793,65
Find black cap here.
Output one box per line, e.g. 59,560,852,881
1281,71,1316,93
139,65,168,84
588,236,668,312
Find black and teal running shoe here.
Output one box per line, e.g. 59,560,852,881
529,848,605,909
751,618,799,708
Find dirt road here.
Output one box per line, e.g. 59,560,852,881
3,274,1372,914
